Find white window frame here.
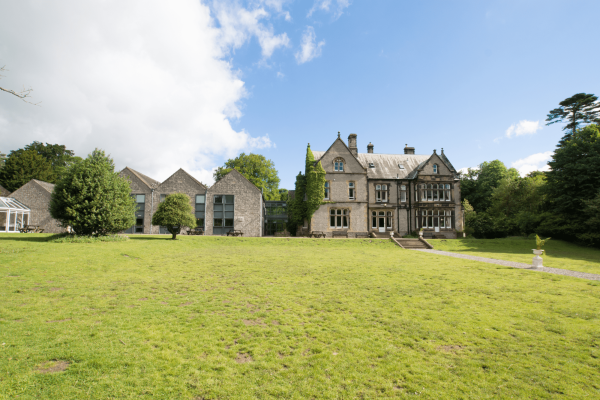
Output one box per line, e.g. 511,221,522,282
433,164,439,174
348,181,355,200
334,158,345,172
400,185,406,203
376,184,388,203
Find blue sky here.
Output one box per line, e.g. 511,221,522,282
1,0,599,188
226,0,600,187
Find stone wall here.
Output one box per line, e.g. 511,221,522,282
10,180,65,234
206,169,264,237
153,169,207,234
119,170,154,234
310,202,368,238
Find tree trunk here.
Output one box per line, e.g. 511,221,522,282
171,232,177,240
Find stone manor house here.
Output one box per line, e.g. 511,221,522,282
1,132,462,238
305,133,463,239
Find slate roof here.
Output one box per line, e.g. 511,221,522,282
32,179,55,193
312,151,430,180
122,167,160,188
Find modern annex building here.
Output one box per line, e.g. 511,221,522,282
119,167,265,237
305,133,463,238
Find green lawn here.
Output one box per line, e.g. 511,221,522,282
430,238,600,275
1,234,599,399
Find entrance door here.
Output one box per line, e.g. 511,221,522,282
378,211,386,233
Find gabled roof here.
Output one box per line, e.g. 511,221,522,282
160,168,207,189
312,136,366,171
313,150,429,180
32,179,55,193
0,184,11,196
411,150,459,180
121,167,160,189
211,168,265,199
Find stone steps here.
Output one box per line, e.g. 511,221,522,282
396,238,429,250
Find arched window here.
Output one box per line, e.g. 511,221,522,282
433,164,439,174
334,158,345,172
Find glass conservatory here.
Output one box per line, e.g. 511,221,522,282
0,197,31,233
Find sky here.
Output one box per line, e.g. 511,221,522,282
1,0,599,189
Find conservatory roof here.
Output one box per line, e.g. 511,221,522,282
0,197,31,211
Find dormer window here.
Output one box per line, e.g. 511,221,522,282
433,164,439,174
334,158,345,172
369,163,375,168
398,164,405,170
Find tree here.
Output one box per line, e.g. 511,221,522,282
23,142,81,180
460,160,518,212
0,65,38,105
278,188,289,202
0,149,55,192
213,153,281,200
151,193,196,240
542,124,600,244
0,150,7,169
546,93,600,143
49,149,136,236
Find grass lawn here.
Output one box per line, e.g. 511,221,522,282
430,238,600,275
1,234,600,399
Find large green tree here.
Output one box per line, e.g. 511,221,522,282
213,153,281,200
0,149,55,192
546,93,600,143
151,193,196,240
22,142,81,180
460,160,519,212
49,149,136,236
540,124,600,244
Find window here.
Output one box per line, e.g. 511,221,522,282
417,183,451,202
372,211,377,228
386,211,393,230
160,194,166,202
195,194,205,229
348,181,355,200
400,185,407,202
330,208,349,228
213,195,234,235
369,163,375,168
398,164,405,170
433,164,439,174
334,158,345,172
125,194,145,234
376,184,388,202
418,210,454,229
324,181,330,200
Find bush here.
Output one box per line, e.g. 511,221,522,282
151,193,196,240
50,234,129,243
50,149,136,236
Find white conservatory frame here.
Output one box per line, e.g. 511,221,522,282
0,197,31,233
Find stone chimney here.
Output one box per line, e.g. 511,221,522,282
404,144,415,154
367,142,374,153
348,133,358,156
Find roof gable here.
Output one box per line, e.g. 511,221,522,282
313,136,366,171
159,168,207,190
121,167,160,189
209,169,263,197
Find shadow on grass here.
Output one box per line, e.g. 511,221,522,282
0,235,53,242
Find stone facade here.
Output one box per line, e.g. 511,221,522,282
119,167,264,237
10,179,66,233
205,169,264,237
0,184,10,197
310,134,463,239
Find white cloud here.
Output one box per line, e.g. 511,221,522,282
295,26,325,64
505,120,542,138
511,151,552,176
211,1,290,59
0,0,278,185
307,0,351,19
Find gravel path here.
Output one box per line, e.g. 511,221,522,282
414,249,600,281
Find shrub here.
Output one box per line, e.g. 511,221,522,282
151,193,196,240
50,234,129,243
